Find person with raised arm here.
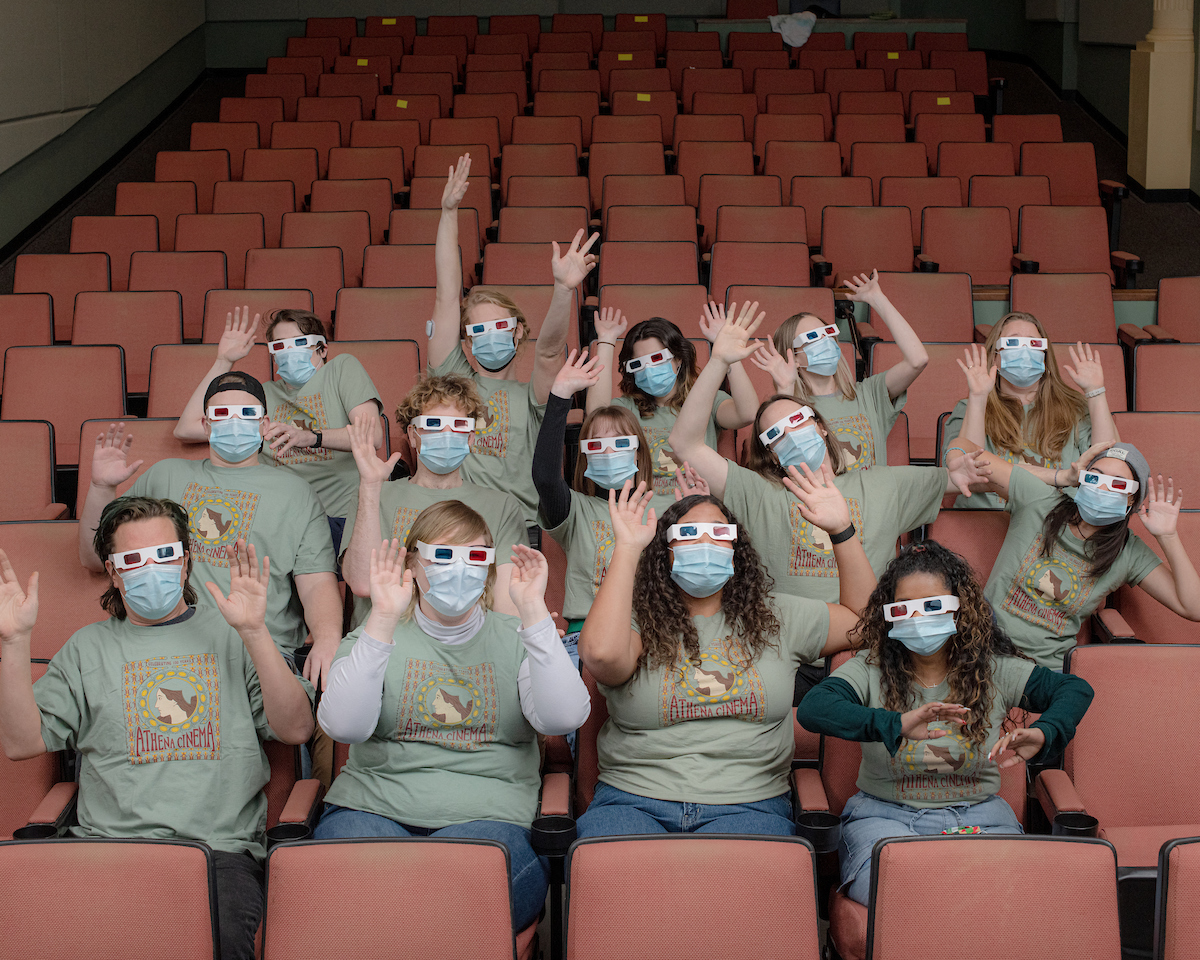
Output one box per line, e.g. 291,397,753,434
314,502,589,931
751,270,928,472
426,154,598,537
583,303,758,497
1,497,314,960
574,468,873,838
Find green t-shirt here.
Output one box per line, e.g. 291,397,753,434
130,459,337,654
324,614,541,828
430,345,547,526
613,389,731,498
942,398,1092,509
542,489,678,622
33,605,315,858
722,461,947,602
598,596,829,804
342,477,529,628
984,468,1162,668
832,650,1034,808
261,354,382,518
809,372,906,473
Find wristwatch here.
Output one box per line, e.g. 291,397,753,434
311,430,323,449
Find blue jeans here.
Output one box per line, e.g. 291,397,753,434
313,805,548,929
576,783,795,838
839,791,1023,905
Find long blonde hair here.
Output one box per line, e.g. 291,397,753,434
573,406,654,496
402,501,497,621
982,313,1087,461
773,313,857,403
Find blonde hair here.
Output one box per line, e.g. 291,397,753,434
396,374,490,430
982,312,1087,461
459,287,531,344
401,501,497,621
772,313,857,403
744,395,845,484
573,406,655,496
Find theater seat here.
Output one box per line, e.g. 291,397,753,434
0,423,65,521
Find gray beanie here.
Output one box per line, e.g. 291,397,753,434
1087,442,1151,509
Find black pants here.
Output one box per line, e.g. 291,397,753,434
213,850,265,960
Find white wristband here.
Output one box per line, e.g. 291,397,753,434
1085,387,1106,399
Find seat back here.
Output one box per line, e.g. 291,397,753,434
937,141,1015,203
532,51,591,91
175,212,264,289
923,510,1012,582
709,241,809,298
375,91,442,138
864,48,924,89
309,178,393,246
594,114,666,147
587,141,665,213
534,91,602,148
797,49,856,92
212,180,294,248
992,113,1064,167
913,112,986,172
1017,205,1113,279
614,12,667,56
697,174,781,249
511,115,584,157
1158,836,1200,960
334,288,432,344
350,36,407,69
751,113,823,167
824,67,886,105
1155,276,1200,339
245,247,342,325
296,97,361,147
665,49,724,93
0,662,63,836
853,30,908,65
202,289,313,342
243,147,318,209
597,241,698,287
868,342,971,459
764,93,833,140
868,836,1121,959
453,92,519,145
245,74,304,123
498,205,589,245
0,422,58,521
363,244,436,288
463,69,529,109
600,174,686,231
820,206,913,285
1008,272,1117,343
148,343,270,418
879,175,961,247
680,67,743,111
920,206,1014,285
12,253,110,341
220,96,284,147
388,208,480,284
190,121,258,178
868,272,974,343
72,291,182,394
156,150,231,215
282,211,370,287
908,90,975,117
732,49,791,92
672,113,744,154
790,175,871,247
716,205,806,245
114,180,196,252
968,174,1051,247
1135,343,1200,410
836,90,904,117
753,68,817,113
597,284,709,339
676,140,757,208
609,92,678,147
691,92,758,142
726,285,836,325
894,68,958,115
506,175,591,213
552,13,603,53
267,56,323,97
913,30,969,66
605,205,694,244
0,294,52,393
364,15,416,46
833,114,906,170
567,836,820,960
69,215,158,293
318,74,380,115
305,15,355,54
929,49,991,96
728,30,785,55
270,121,340,178
1111,511,1200,645
1020,141,1101,206
850,142,927,204
1064,645,1200,828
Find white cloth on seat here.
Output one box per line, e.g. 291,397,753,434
769,12,818,47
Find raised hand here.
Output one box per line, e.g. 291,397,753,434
1140,474,1181,538
956,343,998,400
594,306,627,344
987,725,1046,768
509,543,550,611
91,423,144,489
608,479,657,552
1062,439,1118,488
1064,341,1105,394
551,348,604,399
842,269,882,304
751,337,799,395
349,409,400,485
710,300,765,366
673,462,710,501
207,540,269,636
699,301,729,343
551,228,599,290
441,154,472,211
262,419,316,457
217,306,260,364
947,448,992,499
900,701,971,741
0,550,38,643
782,462,850,534
368,539,413,621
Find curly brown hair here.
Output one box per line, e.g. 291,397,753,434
395,374,490,430
744,394,845,484
854,540,1031,745
617,318,699,419
633,495,780,672
264,308,328,344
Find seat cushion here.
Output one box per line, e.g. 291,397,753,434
828,887,868,960
1101,825,1200,868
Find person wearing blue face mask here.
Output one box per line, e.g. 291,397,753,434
798,540,1094,906
943,312,1119,510
172,308,384,536
586,307,760,499
340,374,529,628
751,270,929,473
1,496,315,960
951,437,1200,670
574,472,875,839
313,502,590,936
78,373,344,694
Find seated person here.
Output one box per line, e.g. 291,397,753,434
79,372,342,689
315,502,590,931
798,540,1093,905
576,472,872,838
0,496,315,960
174,307,384,545
341,374,528,623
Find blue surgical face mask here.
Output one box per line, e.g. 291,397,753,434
121,562,185,621
802,337,841,377
209,418,263,463
421,559,489,618
471,330,518,372
417,431,470,475
1075,481,1131,526
772,423,827,473
999,347,1045,389
670,541,735,598
888,613,957,657
634,361,677,398
273,347,318,387
584,449,639,490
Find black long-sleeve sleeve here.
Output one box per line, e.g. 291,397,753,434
1023,666,1093,763
532,392,574,530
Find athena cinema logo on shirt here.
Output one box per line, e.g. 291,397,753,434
123,655,221,763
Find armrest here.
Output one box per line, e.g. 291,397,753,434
539,771,572,817
810,253,832,287
1035,768,1087,820
1099,179,1128,199
855,321,881,343
394,185,410,208
39,503,69,520
915,254,939,272
1117,322,1154,349
1111,251,1144,272
974,324,992,343
26,781,78,826
1011,252,1039,273
792,768,830,813
278,778,325,826
989,76,1006,88
1092,606,1139,643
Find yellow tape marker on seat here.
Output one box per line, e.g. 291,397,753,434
618,53,633,61
936,96,951,105
635,15,648,22
382,17,396,25
357,58,368,65
637,93,651,101
887,52,899,59
397,99,408,108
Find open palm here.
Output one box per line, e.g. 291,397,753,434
0,550,38,643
